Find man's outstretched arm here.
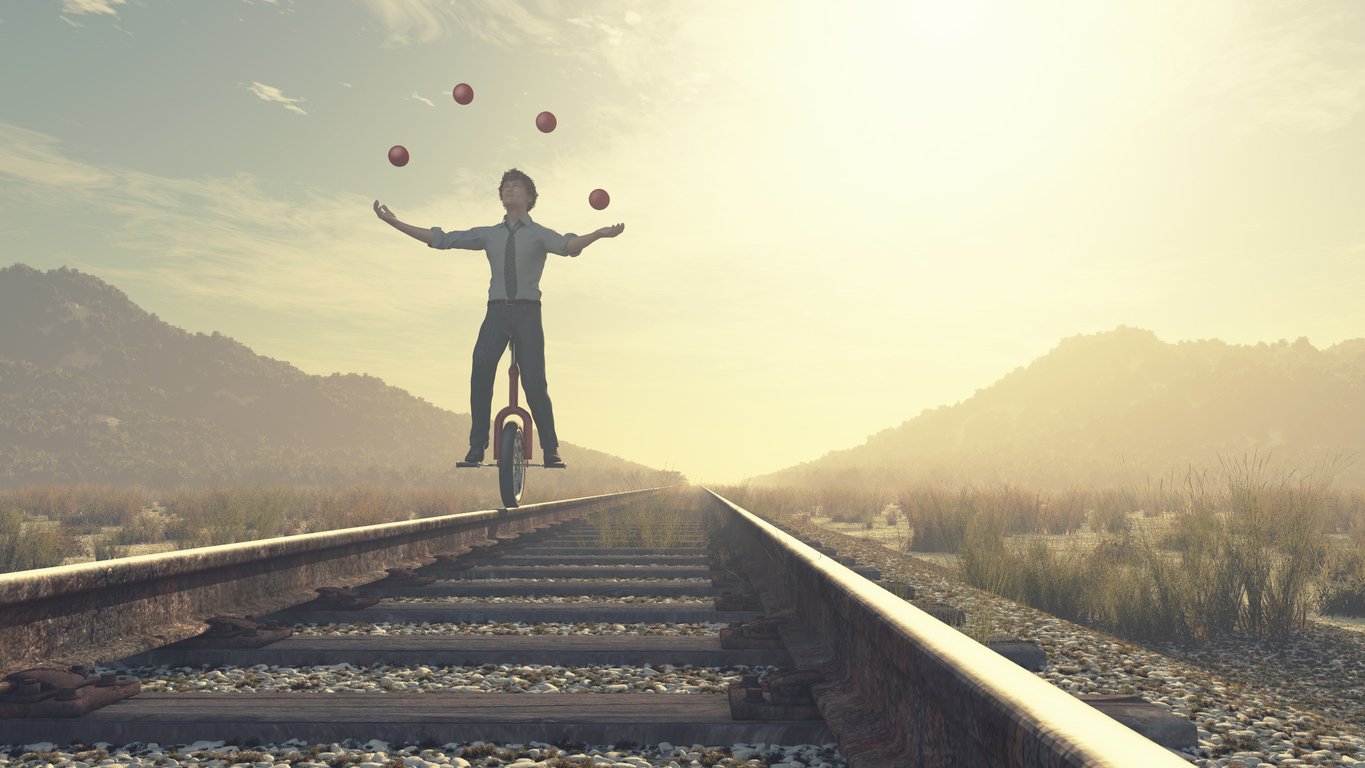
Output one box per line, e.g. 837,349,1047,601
374,200,434,245
566,223,625,254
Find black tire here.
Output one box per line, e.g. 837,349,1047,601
499,420,526,508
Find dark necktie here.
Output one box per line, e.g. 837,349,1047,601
504,225,518,299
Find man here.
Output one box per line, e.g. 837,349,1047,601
373,168,624,467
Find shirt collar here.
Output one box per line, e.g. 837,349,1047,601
501,213,534,230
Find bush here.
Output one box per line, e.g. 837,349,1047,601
1318,541,1365,617
92,534,128,561
959,453,1341,641
113,511,164,545
1039,485,1089,535
77,484,151,528
958,521,1094,623
1318,577,1365,617
899,484,970,552
818,486,883,527
1091,488,1134,533
0,504,81,572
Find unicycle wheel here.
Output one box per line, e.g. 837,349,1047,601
499,420,527,508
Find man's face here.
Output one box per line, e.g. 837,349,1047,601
501,179,530,209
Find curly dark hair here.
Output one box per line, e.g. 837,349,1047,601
499,168,537,211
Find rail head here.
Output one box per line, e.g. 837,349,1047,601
1,487,665,675
705,487,1189,768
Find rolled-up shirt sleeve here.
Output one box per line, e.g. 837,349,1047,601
542,228,580,258
430,226,487,250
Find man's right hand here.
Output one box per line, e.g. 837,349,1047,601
374,200,397,224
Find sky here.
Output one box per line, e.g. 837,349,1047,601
3,0,1365,485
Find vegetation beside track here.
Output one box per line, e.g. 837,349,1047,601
718,452,1365,641
0,481,688,573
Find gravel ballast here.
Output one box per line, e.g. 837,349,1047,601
288,622,728,637
0,739,848,768
793,516,1365,767
106,662,779,695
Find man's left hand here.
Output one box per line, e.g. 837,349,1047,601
595,223,625,238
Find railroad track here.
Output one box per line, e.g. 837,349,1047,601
0,487,1194,767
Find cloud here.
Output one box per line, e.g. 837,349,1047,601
60,0,125,15
0,122,117,192
353,0,466,47
566,14,623,47
1203,4,1365,134
0,120,485,337
354,0,705,86
407,91,435,107
243,81,308,116
356,0,645,49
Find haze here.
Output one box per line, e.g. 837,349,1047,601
3,0,1364,485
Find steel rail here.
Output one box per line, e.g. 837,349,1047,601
0,487,663,676
704,488,1188,768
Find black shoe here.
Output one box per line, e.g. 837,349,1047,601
465,441,488,463
543,449,565,468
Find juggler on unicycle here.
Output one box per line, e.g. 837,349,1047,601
374,168,624,507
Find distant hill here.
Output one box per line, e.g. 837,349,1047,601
755,326,1365,489
0,263,680,491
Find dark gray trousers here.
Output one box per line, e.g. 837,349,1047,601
468,303,558,450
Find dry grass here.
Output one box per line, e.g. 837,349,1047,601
1,480,691,571
591,485,706,548
0,483,509,570
724,452,1365,640
0,505,80,572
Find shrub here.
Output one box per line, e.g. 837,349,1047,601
92,534,128,561
1039,485,1089,535
1318,541,1365,617
76,484,151,528
113,511,164,545
1091,488,1134,533
958,453,1342,641
0,504,79,572
899,484,969,552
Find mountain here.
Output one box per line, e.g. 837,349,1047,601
755,326,1365,489
0,263,679,490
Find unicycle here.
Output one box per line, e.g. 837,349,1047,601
456,337,564,507
496,372,528,509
